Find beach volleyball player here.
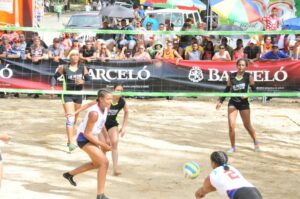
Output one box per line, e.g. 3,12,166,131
51,50,91,152
63,89,112,199
70,84,129,176
216,58,261,153
195,151,262,199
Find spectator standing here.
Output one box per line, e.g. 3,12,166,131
27,37,47,64
118,19,136,50
96,21,116,51
260,44,290,60
185,37,204,59
61,33,72,52
7,39,26,59
291,34,300,59
156,41,183,64
1,37,11,52
54,2,64,22
261,36,273,54
97,44,112,62
48,38,64,64
26,32,48,49
215,37,233,59
232,39,244,60
19,34,27,51
138,5,145,19
79,40,97,62
148,42,163,59
202,41,214,60
155,23,168,46
243,39,261,61
185,42,202,60
142,14,159,30
0,38,7,59
212,45,231,61
133,44,151,61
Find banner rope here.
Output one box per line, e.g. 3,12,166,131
0,89,299,97
1,26,300,36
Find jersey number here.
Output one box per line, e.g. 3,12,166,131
224,170,240,180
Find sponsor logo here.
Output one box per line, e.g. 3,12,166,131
188,66,203,82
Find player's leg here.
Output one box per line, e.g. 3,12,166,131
96,133,110,197
63,143,108,186
228,105,238,153
108,126,120,176
239,109,261,152
63,100,77,151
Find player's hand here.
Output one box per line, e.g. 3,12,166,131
105,138,111,146
75,78,84,85
66,112,76,117
216,102,222,110
0,134,12,143
100,143,112,152
195,190,205,198
119,128,125,137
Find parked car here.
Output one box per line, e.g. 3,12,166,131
114,1,133,8
65,11,102,43
145,9,202,31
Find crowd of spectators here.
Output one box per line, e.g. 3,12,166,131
1,6,300,63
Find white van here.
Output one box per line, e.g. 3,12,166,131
144,9,202,30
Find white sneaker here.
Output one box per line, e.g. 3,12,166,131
227,147,236,154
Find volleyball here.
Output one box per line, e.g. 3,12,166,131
183,161,200,179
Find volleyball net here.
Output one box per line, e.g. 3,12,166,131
0,26,299,97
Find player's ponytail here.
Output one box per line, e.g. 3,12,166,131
210,151,229,171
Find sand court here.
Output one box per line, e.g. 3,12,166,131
0,97,299,199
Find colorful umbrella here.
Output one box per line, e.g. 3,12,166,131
141,0,206,10
209,0,263,24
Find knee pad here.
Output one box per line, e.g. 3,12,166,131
66,116,75,127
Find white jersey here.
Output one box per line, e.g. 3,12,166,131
209,165,254,198
77,104,108,136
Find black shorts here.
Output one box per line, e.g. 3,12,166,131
228,99,250,111
63,94,83,104
77,140,89,148
105,120,119,130
234,187,262,199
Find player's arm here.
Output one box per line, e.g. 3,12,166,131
119,103,129,137
195,176,216,198
216,78,231,110
67,100,97,117
50,65,64,86
84,111,111,151
101,126,111,146
249,75,256,92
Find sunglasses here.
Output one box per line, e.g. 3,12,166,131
220,47,225,49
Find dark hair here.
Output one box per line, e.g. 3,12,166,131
210,151,229,170
113,84,123,90
237,58,249,67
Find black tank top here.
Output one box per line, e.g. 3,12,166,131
229,72,250,102
63,64,85,91
107,97,126,121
